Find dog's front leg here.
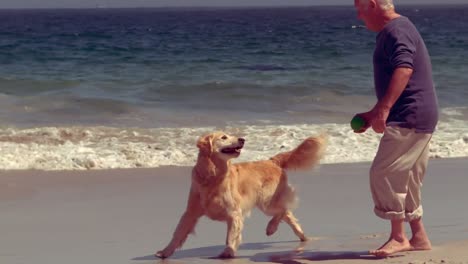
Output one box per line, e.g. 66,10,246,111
156,210,202,258
156,188,203,259
219,209,243,258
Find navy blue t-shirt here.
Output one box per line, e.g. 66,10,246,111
373,16,439,133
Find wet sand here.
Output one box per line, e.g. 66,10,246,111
1,158,467,264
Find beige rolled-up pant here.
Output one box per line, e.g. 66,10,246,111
370,126,432,222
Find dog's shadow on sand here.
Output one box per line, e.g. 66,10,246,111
132,240,398,263
133,241,279,262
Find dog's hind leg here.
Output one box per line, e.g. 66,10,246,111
283,210,307,241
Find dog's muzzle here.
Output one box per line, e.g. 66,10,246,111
221,138,245,154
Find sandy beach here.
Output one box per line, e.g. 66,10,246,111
1,158,467,264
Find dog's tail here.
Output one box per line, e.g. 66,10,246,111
270,133,327,170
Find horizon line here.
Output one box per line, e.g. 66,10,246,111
1,2,467,10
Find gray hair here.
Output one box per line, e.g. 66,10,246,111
359,0,394,11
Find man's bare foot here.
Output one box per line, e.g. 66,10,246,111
410,235,432,251
370,237,411,257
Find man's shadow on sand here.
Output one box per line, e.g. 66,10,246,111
133,240,400,263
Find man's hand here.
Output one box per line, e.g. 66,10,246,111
354,103,390,134
370,104,390,133
353,111,372,133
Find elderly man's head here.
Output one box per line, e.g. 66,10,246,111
354,0,396,32
356,0,394,10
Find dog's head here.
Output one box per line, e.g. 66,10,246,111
196,131,245,160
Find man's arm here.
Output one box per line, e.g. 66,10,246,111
370,67,413,133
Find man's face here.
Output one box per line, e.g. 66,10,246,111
354,0,378,32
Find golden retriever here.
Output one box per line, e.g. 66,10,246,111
156,131,327,259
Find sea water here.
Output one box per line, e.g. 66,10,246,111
0,5,467,170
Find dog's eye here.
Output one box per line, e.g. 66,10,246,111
221,135,228,140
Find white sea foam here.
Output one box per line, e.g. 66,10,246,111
441,107,466,117
1,120,467,171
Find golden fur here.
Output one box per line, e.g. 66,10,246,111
156,131,327,259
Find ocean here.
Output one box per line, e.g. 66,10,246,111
0,5,467,170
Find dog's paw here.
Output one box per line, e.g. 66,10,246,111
155,249,172,259
266,222,279,236
218,247,235,259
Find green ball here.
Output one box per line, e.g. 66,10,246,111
350,115,366,131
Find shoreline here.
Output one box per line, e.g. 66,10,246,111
1,122,467,170
1,158,467,263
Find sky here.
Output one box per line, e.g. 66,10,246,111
0,0,467,9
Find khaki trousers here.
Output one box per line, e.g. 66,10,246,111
370,126,432,221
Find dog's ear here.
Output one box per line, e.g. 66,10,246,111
197,134,213,155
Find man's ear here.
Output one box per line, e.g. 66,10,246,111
197,134,213,155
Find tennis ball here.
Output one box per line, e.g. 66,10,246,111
350,115,367,131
